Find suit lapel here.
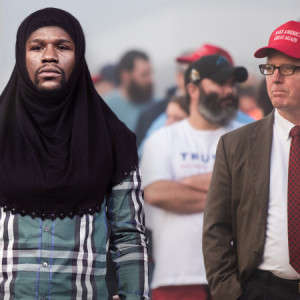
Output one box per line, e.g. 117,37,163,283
248,112,274,223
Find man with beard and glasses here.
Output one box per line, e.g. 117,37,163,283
104,50,154,133
140,54,248,300
0,8,149,300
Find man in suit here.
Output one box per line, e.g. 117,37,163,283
203,20,300,300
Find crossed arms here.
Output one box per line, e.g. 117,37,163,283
144,173,211,214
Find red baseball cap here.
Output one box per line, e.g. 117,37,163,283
176,43,234,65
254,20,300,59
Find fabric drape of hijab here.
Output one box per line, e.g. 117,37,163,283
0,7,138,220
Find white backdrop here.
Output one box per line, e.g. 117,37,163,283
1,0,300,97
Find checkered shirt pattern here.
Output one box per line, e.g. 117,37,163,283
0,170,149,300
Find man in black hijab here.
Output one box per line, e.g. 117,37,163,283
0,7,149,299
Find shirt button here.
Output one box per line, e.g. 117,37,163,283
42,262,48,268
44,226,51,232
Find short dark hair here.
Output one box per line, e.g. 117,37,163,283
117,50,149,75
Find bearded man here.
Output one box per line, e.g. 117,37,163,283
104,50,154,133
0,7,148,300
140,54,248,300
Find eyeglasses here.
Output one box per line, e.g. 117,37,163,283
259,64,300,76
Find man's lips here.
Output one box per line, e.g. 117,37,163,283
271,90,287,96
219,98,234,106
38,67,61,78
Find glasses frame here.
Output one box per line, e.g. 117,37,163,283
259,64,300,76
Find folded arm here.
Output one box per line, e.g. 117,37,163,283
180,173,212,192
144,180,207,214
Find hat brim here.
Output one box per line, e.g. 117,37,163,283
254,45,300,59
176,57,192,63
176,54,197,63
210,66,248,84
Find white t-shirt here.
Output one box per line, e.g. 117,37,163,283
140,119,242,289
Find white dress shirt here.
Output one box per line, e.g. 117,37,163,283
258,109,300,279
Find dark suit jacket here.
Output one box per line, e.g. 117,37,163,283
203,112,274,300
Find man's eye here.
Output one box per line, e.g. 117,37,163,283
58,45,69,50
281,66,293,71
31,45,43,51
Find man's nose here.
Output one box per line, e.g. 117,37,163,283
222,84,235,97
271,68,284,83
42,46,58,63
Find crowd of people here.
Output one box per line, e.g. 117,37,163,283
1,6,300,300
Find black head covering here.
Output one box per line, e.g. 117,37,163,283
0,7,138,219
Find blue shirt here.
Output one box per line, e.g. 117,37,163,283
104,91,148,133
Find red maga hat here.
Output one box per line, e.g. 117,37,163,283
254,21,300,59
176,43,234,65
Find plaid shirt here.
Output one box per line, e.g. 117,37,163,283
0,170,149,300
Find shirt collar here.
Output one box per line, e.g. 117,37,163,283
274,109,295,141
